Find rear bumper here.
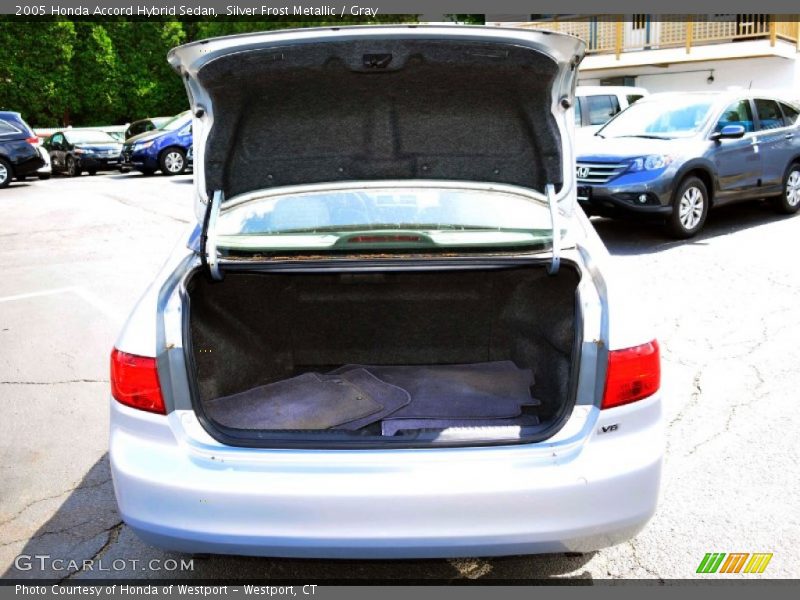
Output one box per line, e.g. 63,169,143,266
14,155,45,177
110,395,663,558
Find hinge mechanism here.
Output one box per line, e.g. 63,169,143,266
545,183,560,275
200,190,223,281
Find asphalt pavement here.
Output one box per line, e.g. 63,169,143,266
1,171,798,581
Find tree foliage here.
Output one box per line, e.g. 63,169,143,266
0,16,418,127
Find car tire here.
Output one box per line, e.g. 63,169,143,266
16,174,26,182
140,168,156,176
0,158,12,189
38,174,51,181
772,163,800,214
159,147,187,176
88,170,97,176
66,156,82,177
666,176,709,239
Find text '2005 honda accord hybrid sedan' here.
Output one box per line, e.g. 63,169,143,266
109,26,663,559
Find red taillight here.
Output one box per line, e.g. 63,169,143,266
26,136,40,146
602,340,660,409
110,349,166,414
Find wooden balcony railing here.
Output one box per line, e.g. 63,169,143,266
519,15,800,57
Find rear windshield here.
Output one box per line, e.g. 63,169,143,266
0,116,33,138
216,186,556,251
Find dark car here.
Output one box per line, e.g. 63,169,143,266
44,129,123,177
124,117,172,141
576,92,800,237
0,111,45,189
120,111,192,176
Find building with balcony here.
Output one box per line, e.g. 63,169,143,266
488,15,800,99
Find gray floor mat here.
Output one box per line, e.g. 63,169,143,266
204,372,385,430
332,368,411,431
332,361,538,419
382,414,541,436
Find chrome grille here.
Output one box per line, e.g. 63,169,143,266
576,162,628,184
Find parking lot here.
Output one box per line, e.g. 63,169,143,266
1,171,799,581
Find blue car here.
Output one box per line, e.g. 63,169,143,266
576,92,800,238
121,111,193,176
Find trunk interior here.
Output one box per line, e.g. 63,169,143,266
185,263,581,447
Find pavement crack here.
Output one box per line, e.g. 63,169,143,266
57,522,124,583
0,477,113,529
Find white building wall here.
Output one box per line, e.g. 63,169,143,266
578,56,800,100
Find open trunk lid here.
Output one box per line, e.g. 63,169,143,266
167,26,585,273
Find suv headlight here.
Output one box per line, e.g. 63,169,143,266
628,155,674,172
133,140,154,150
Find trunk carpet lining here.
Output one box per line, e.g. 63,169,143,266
204,361,539,432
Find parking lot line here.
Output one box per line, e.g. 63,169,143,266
0,285,119,320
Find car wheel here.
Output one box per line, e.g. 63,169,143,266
0,158,12,189
66,156,82,177
772,163,800,214
666,176,709,239
140,168,156,176
160,148,186,176
38,174,51,181
88,170,97,176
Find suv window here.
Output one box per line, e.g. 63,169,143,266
714,100,754,133
779,102,799,127
0,119,22,136
51,133,64,147
755,99,786,130
586,95,621,126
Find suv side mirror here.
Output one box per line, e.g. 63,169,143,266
711,124,746,140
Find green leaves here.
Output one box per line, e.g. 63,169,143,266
0,17,417,128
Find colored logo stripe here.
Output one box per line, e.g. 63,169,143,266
744,553,773,574
697,553,726,573
697,553,772,574
719,553,749,573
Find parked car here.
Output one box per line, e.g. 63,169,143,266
44,130,123,177
575,86,649,132
109,26,663,559
0,111,45,189
576,92,800,237
124,117,172,141
120,111,192,176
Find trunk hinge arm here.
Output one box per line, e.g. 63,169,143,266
546,183,560,275
200,190,223,281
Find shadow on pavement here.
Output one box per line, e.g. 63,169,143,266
3,455,594,582
594,199,798,256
